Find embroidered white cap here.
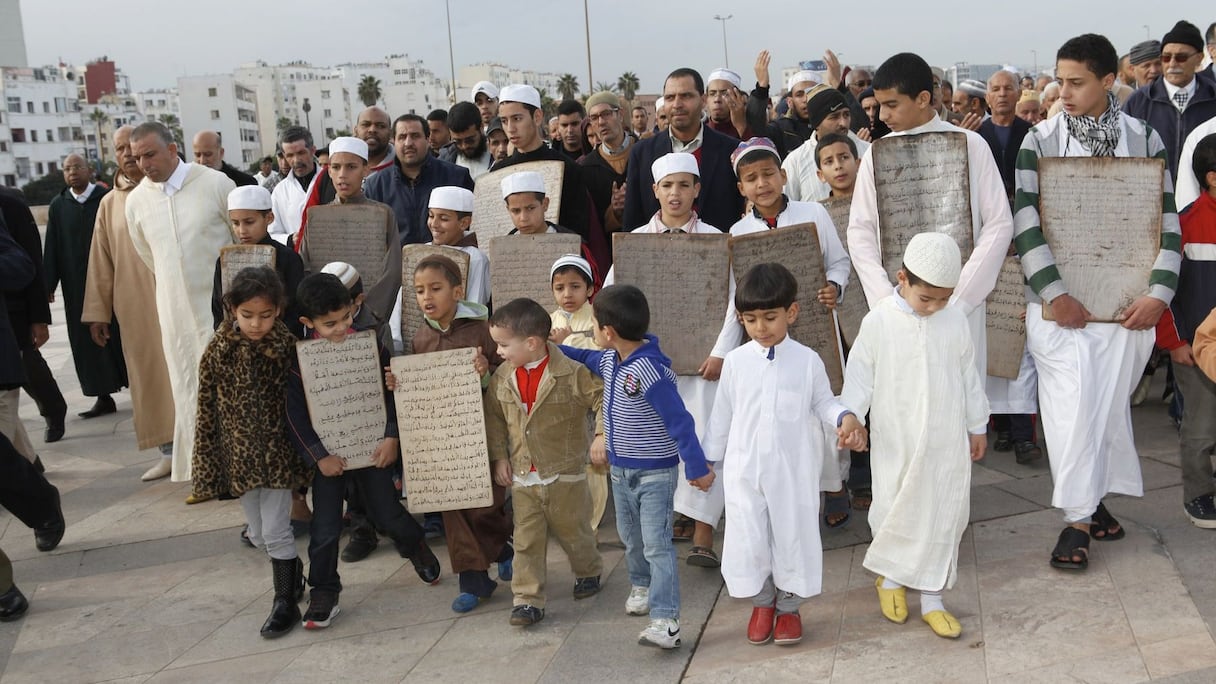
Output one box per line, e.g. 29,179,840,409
550,253,594,281
328,136,368,161
651,152,700,182
499,84,542,110
501,171,546,199
321,261,361,290
471,81,499,100
708,68,742,89
902,232,962,288
227,185,272,211
429,186,474,212
786,70,821,94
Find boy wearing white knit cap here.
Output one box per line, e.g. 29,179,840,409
840,231,990,640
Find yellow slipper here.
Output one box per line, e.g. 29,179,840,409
875,577,908,624
184,493,214,505
922,610,962,639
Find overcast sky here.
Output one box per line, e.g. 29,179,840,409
19,1,1212,93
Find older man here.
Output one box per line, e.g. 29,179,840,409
268,126,317,245
364,113,474,246
83,126,176,480
125,121,233,482
953,79,989,119
1128,39,1163,87
43,154,126,420
1125,21,1216,182
192,130,256,187
580,92,634,238
979,71,1032,198
1016,90,1044,125
848,68,873,99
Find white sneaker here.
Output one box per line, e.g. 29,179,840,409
638,618,681,649
141,459,172,481
625,585,649,615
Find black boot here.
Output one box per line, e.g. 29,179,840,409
293,557,305,602
261,557,302,638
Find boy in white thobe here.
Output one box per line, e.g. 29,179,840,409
705,262,865,647
842,233,989,640
847,53,1013,379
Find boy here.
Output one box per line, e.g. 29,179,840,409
705,260,865,642
840,232,989,639
705,262,866,646
410,255,515,613
484,298,605,626
1016,34,1181,568
1157,132,1216,528
297,137,401,332
815,133,860,198
285,273,441,629
727,137,855,528
605,152,740,568
847,52,1013,380
559,284,715,649
502,170,601,286
211,185,305,336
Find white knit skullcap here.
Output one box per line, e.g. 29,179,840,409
550,253,593,281
708,68,742,89
903,233,961,288
429,186,474,212
328,136,368,161
786,70,821,94
227,185,272,211
501,171,546,199
321,261,361,290
499,84,542,109
651,152,699,182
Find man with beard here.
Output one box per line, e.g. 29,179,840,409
443,101,493,179
43,154,127,420
191,130,257,187
125,121,234,482
268,126,318,245
705,68,751,140
580,92,635,239
357,106,396,178
82,126,176,480
782,85,871,202
486,117,510,164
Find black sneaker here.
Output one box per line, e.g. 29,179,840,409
302,591,340,630
340,530,378,562
509,604,545,626
1184,494,1216,529
993,432,1013,452
573,576,602,600
1013,440,1043,464
423,514,445,539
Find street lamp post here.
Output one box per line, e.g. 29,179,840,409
302,98,312,137
584,0,593,97
1143,24,1150,40
1031,49,1037,76
446,0,457,103
713,14,733,67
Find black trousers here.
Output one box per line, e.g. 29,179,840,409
0,430,60,529
21,346,66,421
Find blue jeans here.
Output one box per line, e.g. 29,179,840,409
610,464,679,620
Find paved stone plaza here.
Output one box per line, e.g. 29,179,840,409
2,299,1216,683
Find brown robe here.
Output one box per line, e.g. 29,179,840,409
81,173,175,449
413,312,513,574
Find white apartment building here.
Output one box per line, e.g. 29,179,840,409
0,66,84,187
335,54,448,119
133,88,180,123
177,74,262,166
79,95,142,164
458,63,562,100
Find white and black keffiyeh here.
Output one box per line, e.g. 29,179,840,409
1064,91,1121,157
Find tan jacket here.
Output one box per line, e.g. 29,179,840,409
484,343,603,478
1192,308,1216,382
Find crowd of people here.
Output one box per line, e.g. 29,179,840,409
1,19,1215,660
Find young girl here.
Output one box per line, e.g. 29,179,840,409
192,266,311,639
409,255,514,614
546,254,608,532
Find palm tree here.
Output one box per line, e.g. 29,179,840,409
88,109,109,163
157,114,183,149
557,74,580,101
538,88,557,119
594,81,618,95
276,116,295,133
617,72,640,102
357,76,382,107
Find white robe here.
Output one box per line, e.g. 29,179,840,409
985,349,1039,415
846,114,1015,379
126,164,235,481
782,130,871,203
605,213,741,527
268,169,318,245
705,337,849,599
841,294,989,590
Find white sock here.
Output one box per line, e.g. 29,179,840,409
920,590,945,615
881,577,902,590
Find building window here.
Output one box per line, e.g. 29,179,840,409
323,108,332,118
5,96,18,113
11,128,24,142
48,161,57,173
144,99,153,108
210,110,220,119
158,99,166,107
325,127,334,138
0,142,6,151
208,87,218,97
42,102,49,113
26,101,34,113
3,175,13,186
30,130,37,142
321,90,330,98
35,162,43,175
45,129,53,141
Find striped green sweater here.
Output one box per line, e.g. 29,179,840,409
1012,112,1181,305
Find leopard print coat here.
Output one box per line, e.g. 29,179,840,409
192,318,311,498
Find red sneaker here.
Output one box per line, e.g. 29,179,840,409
773,611,802,645
747,605,775,645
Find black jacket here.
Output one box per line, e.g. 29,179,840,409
492,144,591,241
579,141,630,238
220,162,258,187
0,214,35,389
622,125,744,232
211,234,307,336
1123,73,1216,182
978,116,1033,199
364,155,475,246
0,187,51,349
